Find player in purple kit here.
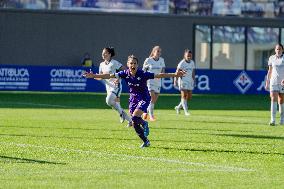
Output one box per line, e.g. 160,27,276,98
83,55,185,148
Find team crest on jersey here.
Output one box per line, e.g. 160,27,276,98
137,77,141,80
233,71,253,94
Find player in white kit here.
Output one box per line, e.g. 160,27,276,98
265,44,284,126
174,49,195,116
142,46,165,121
97,47,132,126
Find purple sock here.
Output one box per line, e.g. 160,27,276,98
132,116,147,142
134,116,146,126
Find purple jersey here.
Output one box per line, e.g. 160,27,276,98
116,69,154,113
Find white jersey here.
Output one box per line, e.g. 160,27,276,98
177,59,195,83
143,57,165,87
268,54,284,85
99,59,122,94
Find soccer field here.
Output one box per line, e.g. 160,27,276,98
0,92,283,188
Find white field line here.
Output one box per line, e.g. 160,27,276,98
0,101,79,108
0,168,244,174
1,142,254,172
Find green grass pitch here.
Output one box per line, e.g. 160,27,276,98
0,91,283,188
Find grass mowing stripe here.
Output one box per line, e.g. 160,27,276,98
2,142,254,172
0,101,83,108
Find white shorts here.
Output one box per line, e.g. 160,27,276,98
107,86,122,97
178,80,194,91
147,84,161,93
270,84,284,93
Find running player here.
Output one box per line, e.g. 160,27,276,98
265,43,284,126
174,49,195,116
97,47,132,127
142,46,165,121
83,55,185,148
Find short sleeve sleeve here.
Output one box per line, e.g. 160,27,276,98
115,70,126,79
161,59,166,68
115,60,123,70
99,64,102,74
143,58,149,71
268,56,273,66
177,61,182,70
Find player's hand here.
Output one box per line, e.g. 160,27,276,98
281,80,284,86
175,69,186,77
83,71,95,78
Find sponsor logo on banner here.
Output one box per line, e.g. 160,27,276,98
257,76,267,91
233,71,253,94
0,68,29,89
50,69,87,91
162,74,210,91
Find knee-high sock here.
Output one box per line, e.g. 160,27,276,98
132,116,147,142
135,116,147,128
279,103,284,122
148,103,155,117
122,109,132,122
271,101,277,122
176,101,183,109
181,98,188,113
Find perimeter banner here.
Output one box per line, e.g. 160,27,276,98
0,65,268,94
0,0,50,9
60,0,169,13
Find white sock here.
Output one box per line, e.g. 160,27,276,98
113,102,123,115
279,103,284,122
122,110,132,122
176,101,183,109
181,98,188,113
147,103,152,116
148,103,155,117
271,101,277,123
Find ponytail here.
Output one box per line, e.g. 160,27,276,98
104,46,115,57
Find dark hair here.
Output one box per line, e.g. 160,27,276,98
184,49,192,54
104,47,115,57
277,43,284,50
128,54,139,64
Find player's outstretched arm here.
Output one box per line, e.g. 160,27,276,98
83,71,115,79
154,69,186,78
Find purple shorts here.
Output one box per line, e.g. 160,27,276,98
129,99,150,115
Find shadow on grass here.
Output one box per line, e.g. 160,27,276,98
0,155,66,164
152,146,284,156
0,125,124,132
0,133,137,142
212,133,284,140
157,126,253,134
158,119,263,126
0,92,270,110
153,127,254,133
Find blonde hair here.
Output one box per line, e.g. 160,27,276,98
149,46,161,58
127,54,139,64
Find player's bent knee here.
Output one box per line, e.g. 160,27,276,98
106,96,116,106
